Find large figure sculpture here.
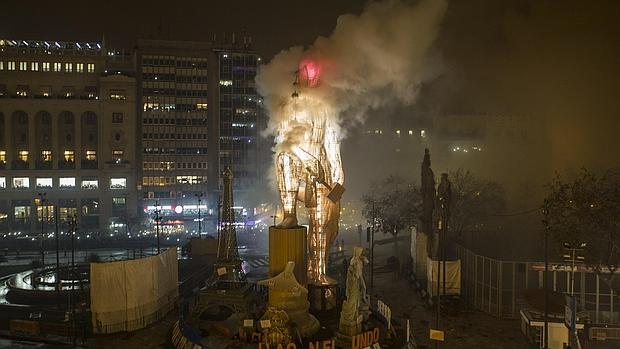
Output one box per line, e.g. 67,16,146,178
275,63,345,285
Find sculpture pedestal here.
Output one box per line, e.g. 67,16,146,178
308,282,338,312
269,226,307,286
336,307,363,349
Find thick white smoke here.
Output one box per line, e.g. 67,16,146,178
256,0,447,151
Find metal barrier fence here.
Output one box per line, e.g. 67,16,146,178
456,245,620,322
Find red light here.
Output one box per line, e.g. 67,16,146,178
299,60,320,87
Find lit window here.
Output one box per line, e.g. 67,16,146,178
81,179,98,189
0,150,5,163
59,177,76,188
112,150,124,160
64,150,75,162
85,150,97,161
64,63,73,72
53,62,61,72
36,177,53,188
16,85,29,97
0,177,5,189
40,150,52,162
196,103,208,110
396,129,401,135
76,63,84,73
19,62,27,71
113,197,126,205
8,61,16,70
408,130,413,135
18,150,29,162
12,177,30,189
219,80,232,86
31,62,39,71
42,62,50,72
176,175,203,184
109,89,126,100
110,178,127,189
87,63,95,73
0,61,3,70
14,206,30,221
63,86,75,98
112,113,123,123
420,129,426,138
40,86,52,97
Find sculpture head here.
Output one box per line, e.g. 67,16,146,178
353,246,363,257
284,261,295,276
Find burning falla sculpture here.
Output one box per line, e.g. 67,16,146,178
275,60,345,285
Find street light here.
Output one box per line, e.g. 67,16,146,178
195,193,203,238
36,192,47,266
68,214,78,347
154,200,162,254
563,241,586,348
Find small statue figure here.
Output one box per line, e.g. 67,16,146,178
339,246,370,336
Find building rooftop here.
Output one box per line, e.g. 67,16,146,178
0,39,102,52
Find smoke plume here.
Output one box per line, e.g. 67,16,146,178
256,0,447,150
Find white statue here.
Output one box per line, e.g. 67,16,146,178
339,246,370,335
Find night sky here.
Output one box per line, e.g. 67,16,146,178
2,0,619,172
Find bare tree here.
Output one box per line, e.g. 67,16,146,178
362,174,421,252
543,169,620,284
447,169,506,237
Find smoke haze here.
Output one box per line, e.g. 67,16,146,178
256,0,447,151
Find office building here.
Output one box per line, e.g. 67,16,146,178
0,39,138,234
137,36,262,230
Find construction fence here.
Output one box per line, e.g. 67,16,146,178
90,248,179,333
456,245,620,322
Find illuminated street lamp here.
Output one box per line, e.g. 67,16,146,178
195,193,203,238
36,192,47,265
154,200,162,254
563,241,586,348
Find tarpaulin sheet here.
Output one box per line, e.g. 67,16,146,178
90,248,178,333
426,257,461,296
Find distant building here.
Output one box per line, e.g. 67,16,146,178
136,36,262,231
0,39,138,234
432,113,551,206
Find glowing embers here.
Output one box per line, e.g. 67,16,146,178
299,59,321,87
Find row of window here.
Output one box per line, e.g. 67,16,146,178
143,147,208,154
141,57,208,68
367,129,427,138
0,177,127,190
143,103,209,112
142,73,209,84
0,86,126,100
0,61,95,73
143,88,208,97
142,116,208,125
142,133,207,140
142,175,206,186
142,161,207,170
0,150,124,163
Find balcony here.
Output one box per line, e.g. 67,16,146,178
11,160,29,170
105,159,131,168
81,159,98,169
58,160,75,170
